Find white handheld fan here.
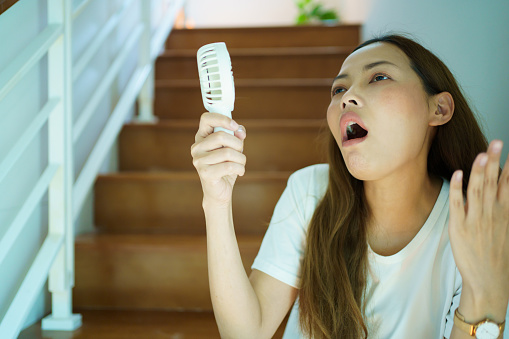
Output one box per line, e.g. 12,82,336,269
197,42,235,135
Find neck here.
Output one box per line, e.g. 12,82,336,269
364,168,442,255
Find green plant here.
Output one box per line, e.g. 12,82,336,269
295,0,339,25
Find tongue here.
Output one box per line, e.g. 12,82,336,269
347,124,368,140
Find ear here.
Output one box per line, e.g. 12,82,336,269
429,92,454,126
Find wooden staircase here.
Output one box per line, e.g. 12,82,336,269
68,25,360,338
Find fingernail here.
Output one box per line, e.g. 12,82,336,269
455,171,463,182
237,125,245,134
492,140,503,153
231,120,239,130
479,154,488,166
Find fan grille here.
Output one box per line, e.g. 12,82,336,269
198,48,223,105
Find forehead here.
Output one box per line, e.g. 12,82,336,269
339,42,412,75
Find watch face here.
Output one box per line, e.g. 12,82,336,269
475,322,500,339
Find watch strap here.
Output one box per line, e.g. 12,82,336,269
454,309,476,336
454,308,506,337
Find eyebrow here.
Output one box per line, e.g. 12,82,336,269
333,61,399,83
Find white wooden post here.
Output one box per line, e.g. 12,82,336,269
136,0,156,123
42,0,82,330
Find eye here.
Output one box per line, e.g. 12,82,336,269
331,86,346,97
371,73,390,83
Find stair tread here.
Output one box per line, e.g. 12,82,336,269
76,232,263,248
170,24,360,34
156,78,333,88
162,46,355,57
74,233,263,310
96,170,293,181
125,118,325,129
166,25,361,49
20,309,222,339
21,309,287,339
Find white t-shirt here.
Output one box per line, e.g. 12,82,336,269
252,164,508,339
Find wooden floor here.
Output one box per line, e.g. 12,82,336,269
19,309,286,339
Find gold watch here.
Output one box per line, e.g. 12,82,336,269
454,308,505,339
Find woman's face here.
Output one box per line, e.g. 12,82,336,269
327,42,435,181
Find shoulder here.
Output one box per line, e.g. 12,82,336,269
287,163,329,195
280,164,329,222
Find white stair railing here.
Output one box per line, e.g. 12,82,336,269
0,0,185,337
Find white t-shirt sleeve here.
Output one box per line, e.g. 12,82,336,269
444,269,462,339
251,165,326,288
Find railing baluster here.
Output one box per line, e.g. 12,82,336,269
42,0,82,330
135,0,155,122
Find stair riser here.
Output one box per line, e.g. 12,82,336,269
166,25,360,49
94,176,287,233
74,238,260,310
156,53,347,80
154,86,332,120
118,124,327,172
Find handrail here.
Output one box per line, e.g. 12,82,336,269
72,24,143,143
0,164,60,264
150,0,185,60
0,99,59,183
0,24,62,102
0,234,64,338
72,0,135,82
73,64,151,220
71,0,92,20
0,0,185,336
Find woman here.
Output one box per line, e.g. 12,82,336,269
191,34,508,338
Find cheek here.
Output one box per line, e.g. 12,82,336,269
326,101,341,137
376,86,429,132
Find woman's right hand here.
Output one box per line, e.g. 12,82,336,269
191,112,247,208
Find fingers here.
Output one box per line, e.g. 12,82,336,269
449,170,465,228
483,140,503,214
498,149,509,206
465,152,488,222
191,113,247,181
194,147,246,169
234,124,246,140
191,129,244,158
195,112,240,143
192,140,247,180
196,159,246,181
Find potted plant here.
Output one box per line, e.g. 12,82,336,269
295,0,339,25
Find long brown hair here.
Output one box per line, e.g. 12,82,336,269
298,34,488,338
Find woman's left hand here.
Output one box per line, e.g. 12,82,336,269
448,139,509,321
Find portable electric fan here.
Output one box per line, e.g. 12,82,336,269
197,42,235,135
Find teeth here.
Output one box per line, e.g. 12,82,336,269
346,121,355,134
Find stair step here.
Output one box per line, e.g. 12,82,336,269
119,120,327,172
94,171,291,234
165,25,361,49
156,46,351,80
20,309,288,339
74,233,262,311
154,78,332,120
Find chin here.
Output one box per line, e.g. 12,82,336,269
342,152,373,181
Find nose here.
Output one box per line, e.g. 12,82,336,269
342,99,358,109
340,86,361,110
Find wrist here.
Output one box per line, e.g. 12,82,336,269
202,197,232,212
458,284,508,324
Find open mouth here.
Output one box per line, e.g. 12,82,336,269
346,121,368,141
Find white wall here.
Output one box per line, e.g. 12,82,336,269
362,0,509,165
183,0,344,27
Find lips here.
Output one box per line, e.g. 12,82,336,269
339,111,368,146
